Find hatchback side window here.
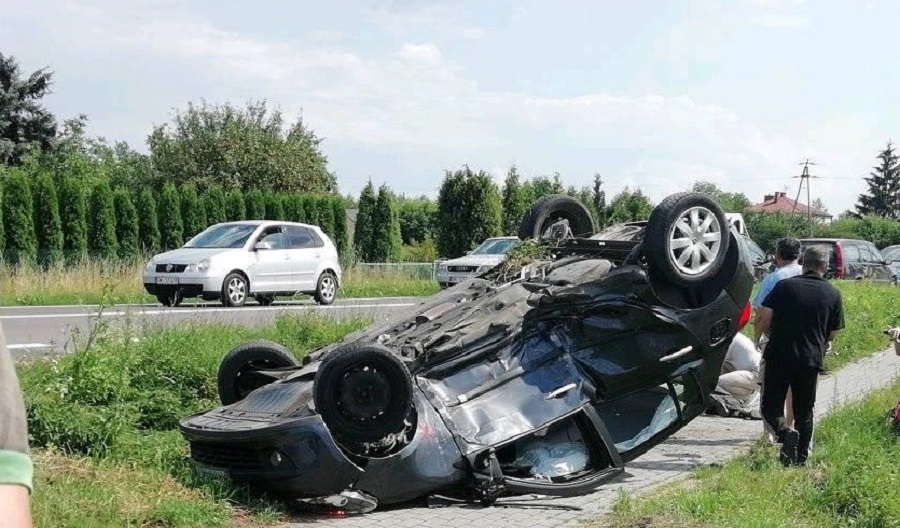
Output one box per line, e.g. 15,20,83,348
260,230,288,250
286,226,317,249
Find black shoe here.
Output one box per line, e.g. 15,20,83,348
779,429,799,466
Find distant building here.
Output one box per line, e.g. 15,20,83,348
747,191,833,223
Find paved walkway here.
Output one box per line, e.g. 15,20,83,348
286,347,900,528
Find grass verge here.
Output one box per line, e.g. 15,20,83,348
18,313,370,527
598,378,900,528
0,260,438,305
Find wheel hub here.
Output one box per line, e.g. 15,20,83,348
336,366,391,421
667,206,723,276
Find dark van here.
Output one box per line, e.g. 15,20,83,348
798,238,896,283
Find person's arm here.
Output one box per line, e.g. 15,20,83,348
756,306,773,341
0,324,33,528
751,276,775,343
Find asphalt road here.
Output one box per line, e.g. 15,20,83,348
0,297,423,358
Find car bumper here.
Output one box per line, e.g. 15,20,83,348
142,272,225,298
436,271,478,287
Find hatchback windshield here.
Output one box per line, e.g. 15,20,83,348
184,224,258,249
471,238,519,255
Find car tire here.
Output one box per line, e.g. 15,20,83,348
518,194,595,240
313,272,337,305
221,272,249,307
156,291,183,307
217,340,299,405
644,192,731,287
255,294,276,306
313,343,414,446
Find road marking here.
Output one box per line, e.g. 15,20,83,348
8,343,53,350
0,302,419,320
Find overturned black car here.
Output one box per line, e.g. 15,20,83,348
178,192,755,513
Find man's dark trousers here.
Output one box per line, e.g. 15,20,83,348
761,357,819,463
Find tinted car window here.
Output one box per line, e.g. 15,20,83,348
286,226,323,249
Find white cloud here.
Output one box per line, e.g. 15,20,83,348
397,43,443,64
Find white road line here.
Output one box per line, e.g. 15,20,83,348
0,302,418,320
8,343,53,350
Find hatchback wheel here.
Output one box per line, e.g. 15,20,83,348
314,272,337,305
221,272,248,307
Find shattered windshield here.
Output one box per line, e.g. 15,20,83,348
185,224,258,249
470,238,519,255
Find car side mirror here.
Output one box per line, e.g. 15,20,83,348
254,240,273,251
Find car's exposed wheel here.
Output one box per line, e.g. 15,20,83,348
217,340,299,405
221,272,248,307
518,194,595,240
644,192,731,287
254,294,276,306
313,343,414,446
314,272,337,305
156,291,183,307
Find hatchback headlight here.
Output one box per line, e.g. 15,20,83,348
145,259,155,271
186,259,212,273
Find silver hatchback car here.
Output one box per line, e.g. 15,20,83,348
143,221,342,307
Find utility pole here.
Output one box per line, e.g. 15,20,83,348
790,159,818,236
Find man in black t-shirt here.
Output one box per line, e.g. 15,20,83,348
756,245,844,466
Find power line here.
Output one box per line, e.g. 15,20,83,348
790,159,819,235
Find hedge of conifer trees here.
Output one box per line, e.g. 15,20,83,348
0,175,349,265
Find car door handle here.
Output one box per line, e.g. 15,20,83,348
283,253,291,260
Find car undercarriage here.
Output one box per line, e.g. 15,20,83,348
178,192,755,514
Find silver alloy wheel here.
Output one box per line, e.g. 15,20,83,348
320,275,336,302
666,206,723,276
228,276,247,304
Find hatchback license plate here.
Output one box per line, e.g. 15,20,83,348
155,276,179,285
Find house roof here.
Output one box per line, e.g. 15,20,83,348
747,191,832,218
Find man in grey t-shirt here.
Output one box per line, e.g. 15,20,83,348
0,323,34,527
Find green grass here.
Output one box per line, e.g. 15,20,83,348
597,379,900,528
0,259,438,306
19,313,370,527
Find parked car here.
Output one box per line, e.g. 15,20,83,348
435,236,520,288
880,244,900,281
798,238,895,283
177,192,754,514
143,221,341,307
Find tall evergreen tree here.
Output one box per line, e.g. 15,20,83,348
284,194,307,223
501,165,530,235
225,190,246,221
331,198,348,255
316,197,336,239
158,183,183,250
204,184,227,225
302,195,319,225
32,172,63,266
370,185,402,262
88,180,117,259
180,183,206,239
856,142,900,219
136,188,160,253
244,189,265,220
437,167,502,257
59,176,88,263
592,174,609,229
0,182,5,257
2,170,36,264
114,188,139,259
264,192,284,220
354,181,376,261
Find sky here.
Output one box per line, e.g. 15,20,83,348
1,0,897,214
